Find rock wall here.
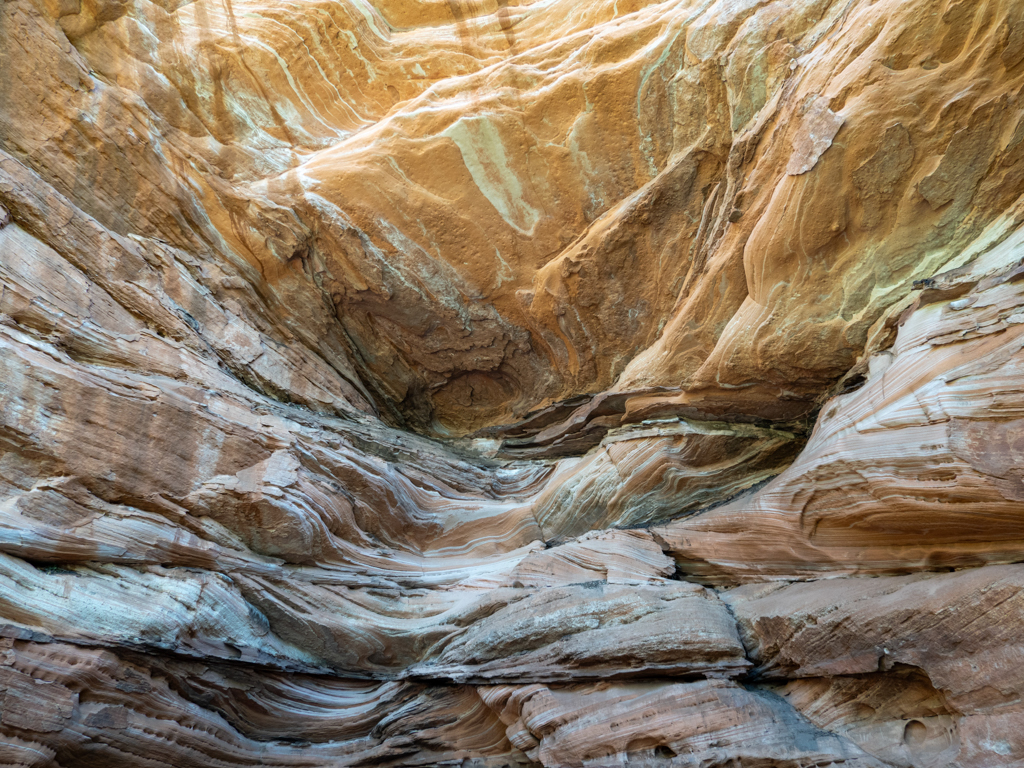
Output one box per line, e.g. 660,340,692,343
1,0,1024,765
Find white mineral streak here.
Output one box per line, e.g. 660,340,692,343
786,96,845,175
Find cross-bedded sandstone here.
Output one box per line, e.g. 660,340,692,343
2,0,1024,765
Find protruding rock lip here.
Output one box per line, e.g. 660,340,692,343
407,659,752,686
406,582,751,685
467,385,808,461
651,250,1024,585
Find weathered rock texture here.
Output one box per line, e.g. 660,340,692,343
1,0,1024,765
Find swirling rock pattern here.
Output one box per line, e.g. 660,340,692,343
1,0,1024,765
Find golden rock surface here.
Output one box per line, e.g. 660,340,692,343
1,0,1024,764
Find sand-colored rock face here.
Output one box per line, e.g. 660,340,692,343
2,0,1024,765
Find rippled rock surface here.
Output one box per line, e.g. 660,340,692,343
2,0,1024,765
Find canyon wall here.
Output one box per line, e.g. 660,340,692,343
1,0,1024,765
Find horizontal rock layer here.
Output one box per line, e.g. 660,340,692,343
1,0,1024,765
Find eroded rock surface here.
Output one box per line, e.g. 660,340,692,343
2,0,1024,765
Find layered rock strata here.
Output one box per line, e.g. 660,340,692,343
2,0,1024,765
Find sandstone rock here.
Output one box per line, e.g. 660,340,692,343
480,678,886,767
0,639,521,767
768,672,961,768
505,529,675,587
786,96,845,176
529,419,800,537
410,582,749,683
725,566,1024,767
1,0,1024,764
656,241,1024,582
7,0,1022,435
726,566,1024,710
